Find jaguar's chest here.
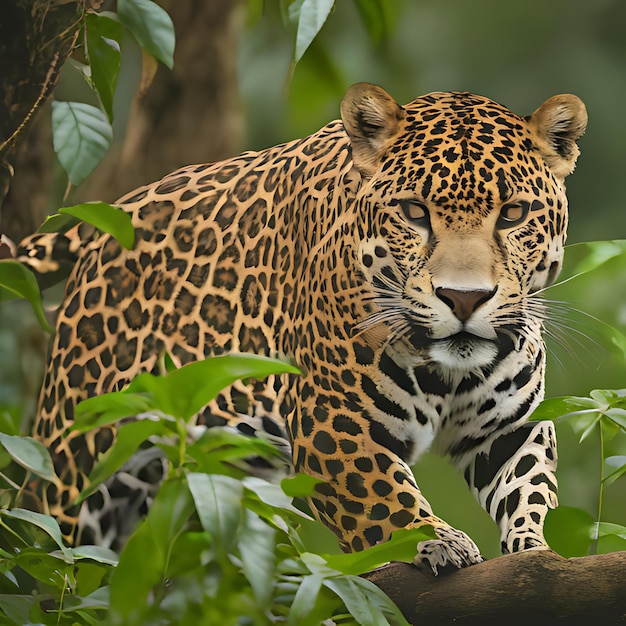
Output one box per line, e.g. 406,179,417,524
358,334,546,466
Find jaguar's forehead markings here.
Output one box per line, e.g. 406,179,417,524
377,94,548,219
401,93,533,159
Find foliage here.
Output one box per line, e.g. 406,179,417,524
535,389,626,557
51,101,113,187
521,240,626,558
50,0,385,193
0,261,54,333
0,0,170,312
0,354,424,625
54,0,174,188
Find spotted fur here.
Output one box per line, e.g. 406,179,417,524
19,84,586,574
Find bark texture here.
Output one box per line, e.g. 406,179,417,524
0,0,84,242
365,550,626,625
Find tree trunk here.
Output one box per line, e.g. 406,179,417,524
79,0,245,203
0,0,84,243
365,550,626,625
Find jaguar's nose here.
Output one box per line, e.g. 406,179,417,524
435,287,497,322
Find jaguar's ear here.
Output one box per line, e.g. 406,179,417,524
341,83,406,178
528,94,587,180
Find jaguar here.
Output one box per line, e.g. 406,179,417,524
18,83,587,574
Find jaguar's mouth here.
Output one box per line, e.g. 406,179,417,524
406,327,495,350
443,330,495,345
429,331,499,370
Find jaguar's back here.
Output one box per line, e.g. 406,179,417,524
21,83,586,573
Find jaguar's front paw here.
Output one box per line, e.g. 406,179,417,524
414,526,484,576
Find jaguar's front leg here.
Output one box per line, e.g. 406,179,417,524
288,402,483,575
459,421,558,554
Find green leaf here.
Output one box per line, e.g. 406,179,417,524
530,397,578,421
324,576,408,626
281,472,324,497
1,509,73,561
597,533,626,555
287,572,326,626
110,478,194,622
324,577,380,625
187,428,280,473
78,418,170,503
606,407,626,430
110,525,164,623
532,395,602,421
570,411,602,443
165,531,210,578
293,0,335,63
595,521,626,541
60,586,110,612
0,433,57,482
117,0,175,68
0,594,38,624
589,388,618,404
244,476,308,517
52,101,113,186
59,202,134,250
0,260,53,333
542,401,601,443
85,13,123,121
37,212,78,234
73,391,156,431
323,526,436,575
72,544,119,566
77,354,300,426
534,391,626,440
544,506,595,557
559,239,626,282
12,549,72,587
603,455,626,486
238,510,276,606
154,354,301,421
283,0,305,25
187,473,243,555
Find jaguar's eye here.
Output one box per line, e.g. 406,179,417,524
496,201,529,229
398,200,430,226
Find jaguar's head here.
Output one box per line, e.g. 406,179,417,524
341,83,587,371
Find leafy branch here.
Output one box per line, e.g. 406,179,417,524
534,388,626,556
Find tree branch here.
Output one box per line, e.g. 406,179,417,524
364,550,626,625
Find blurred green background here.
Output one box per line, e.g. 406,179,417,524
1,0,625,559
